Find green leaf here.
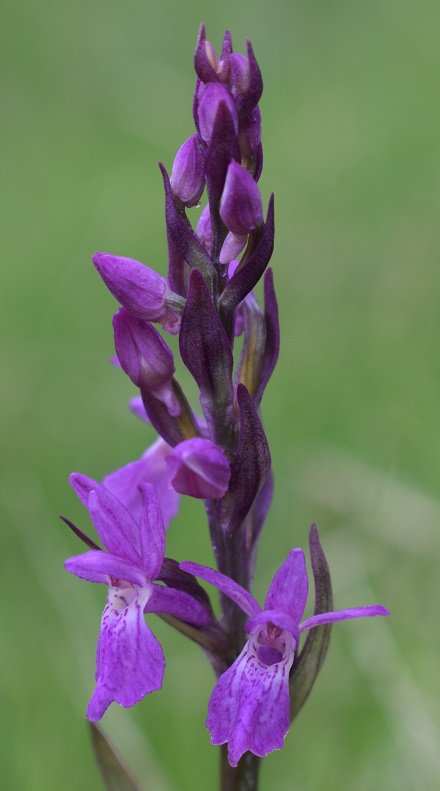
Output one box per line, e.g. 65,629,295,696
289,524,333,722
89,723,142,791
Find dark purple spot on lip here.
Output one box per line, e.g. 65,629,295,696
257,646,283,666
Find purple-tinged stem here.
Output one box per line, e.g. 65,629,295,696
220,746,261,791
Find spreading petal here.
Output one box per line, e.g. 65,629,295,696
103,438,179,529
65,550,146,587
179,561,260,618
87,584,164,721
145,584,209,626
300,605,390,633
70,473,141,563
265,548,308,622
207,635,293,767
137,483,166,579
88,489,141,565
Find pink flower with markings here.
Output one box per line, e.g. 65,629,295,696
180,529,389,767
65,475,208,721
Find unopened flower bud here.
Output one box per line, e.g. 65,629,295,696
170,135,205,208
93,253,182,334
219,232,247,265
220,161,263,235
198,83,238,143
229,53,250,94
113,308,180,416
166,438,231,499
196,204,212,254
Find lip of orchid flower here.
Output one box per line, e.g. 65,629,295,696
170,134,205,208
179,534,389,767
65,476,209,721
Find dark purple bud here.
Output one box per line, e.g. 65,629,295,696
229,53,250,94
93,253,182,334
196,204,212,255
113,308,180,416
219,232,247,265
166,438,231,499
198,83,238,144
179,269,234,448
235,40,263,122
194,23,220,83
204,102,241,260
170,135,205,208
220,161,263,236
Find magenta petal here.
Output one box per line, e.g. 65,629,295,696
300,604,390,633
265,549,308,622
86,584,164,721
179,562,260,618
207,638,292,767
146,584,209,626
103,438,179,529
88,489,141,566
137,483,165,579
65,550,146,586
70,473,141,563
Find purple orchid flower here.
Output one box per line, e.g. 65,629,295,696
65,475,208,721
180,540,389,767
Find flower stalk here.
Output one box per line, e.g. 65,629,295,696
62,23,389,791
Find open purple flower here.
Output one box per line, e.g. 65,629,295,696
65,475,208,721
180,542,389,767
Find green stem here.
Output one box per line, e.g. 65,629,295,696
220,746,261,791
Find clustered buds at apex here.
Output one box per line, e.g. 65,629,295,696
113,308,180,416
220,161,263,235
170,134,205,208
198,83,238,143
166,437,231,499
93,253,182,334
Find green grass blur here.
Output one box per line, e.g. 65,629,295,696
1,1,439,789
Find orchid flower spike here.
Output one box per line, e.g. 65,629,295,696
180,531,389,767
65,475,208,720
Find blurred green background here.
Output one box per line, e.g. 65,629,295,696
1,0,439,789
